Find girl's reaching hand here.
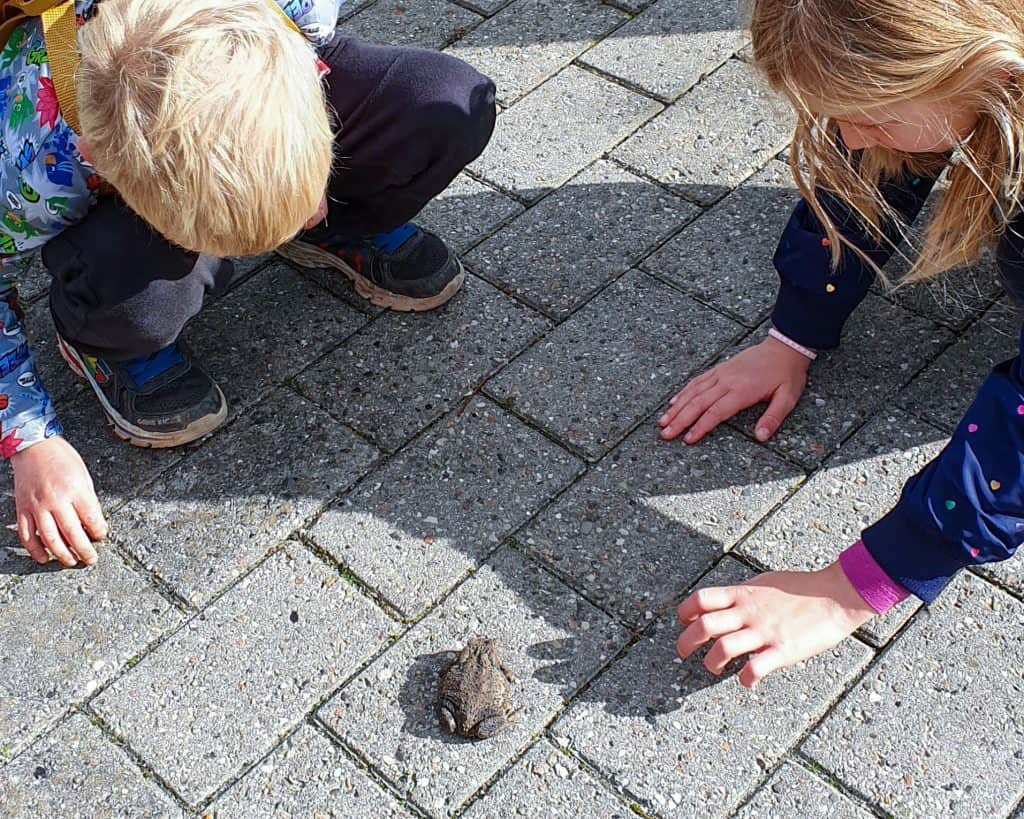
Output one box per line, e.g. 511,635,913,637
659,336,812,445
676,562,876,688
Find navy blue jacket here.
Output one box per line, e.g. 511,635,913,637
772,163,1024,603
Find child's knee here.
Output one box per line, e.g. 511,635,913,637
398,52,496,165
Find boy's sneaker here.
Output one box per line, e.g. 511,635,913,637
277,221,464,311
57,335,227,448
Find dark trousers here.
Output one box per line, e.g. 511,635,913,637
42,35,496,360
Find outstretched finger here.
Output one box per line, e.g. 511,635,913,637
754,386,800,443
17,512,48,564
661,377,720,429
55,504,97,566
676,609,744,658
738,647,788,689
667,370,717,408
660,385,728,441
682,392,748,444
74,495,108,542
35,510,76,567
703,628,767,675
677,586,736,626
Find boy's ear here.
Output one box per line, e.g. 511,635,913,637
76,137,92,163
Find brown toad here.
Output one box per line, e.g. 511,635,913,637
436,637,516,739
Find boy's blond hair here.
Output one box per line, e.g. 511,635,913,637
77,0,334,257
747,0,1024,284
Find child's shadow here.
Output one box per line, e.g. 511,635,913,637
591,640,749,722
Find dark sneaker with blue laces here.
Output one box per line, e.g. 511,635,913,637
57,335,227,448
277,221,465,311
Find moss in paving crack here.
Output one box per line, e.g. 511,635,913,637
629,803,648,817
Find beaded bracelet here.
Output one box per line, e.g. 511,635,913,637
767,327,817,361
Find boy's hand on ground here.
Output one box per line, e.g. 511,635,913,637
10,437,107,567
659,337,812,444
676,561,876,689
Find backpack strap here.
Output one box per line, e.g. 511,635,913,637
39,1,79,133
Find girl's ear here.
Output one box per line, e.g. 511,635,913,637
77,137,92,163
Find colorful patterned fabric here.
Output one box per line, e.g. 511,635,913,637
0,0,344,456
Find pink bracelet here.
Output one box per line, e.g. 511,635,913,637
768,327,817,361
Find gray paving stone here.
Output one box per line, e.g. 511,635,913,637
456,0,511,16
882,254,1003,332
580,0,747,102
898,300,1019,432
112,390,378,608
736,761,872,819
318,547,628,818
740,414,950,644
486,270,741,460
642,161,797,326
804,571,1024,818
730,295,952,468
337,0,483,50
463,739,630,817
612,58,792,205
417,173,524,254
92,544,393,806
470,67,662,200
57,395,181,504
186,262,368,421
25,296,82,407
551,558,873,818
295,274,550,452
308,398,581,618
466,160,697,317
447,0,626,105
338,0,378,20
523,423,800,626
974,550,1024,599
0,713,182,818
208,723,410,818
223,254,273,293
880,188,1003,331
0,553,180,759
9,252,50,305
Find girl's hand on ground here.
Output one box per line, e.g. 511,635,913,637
659,337,812,444
10,437,107,567
676,562,876,688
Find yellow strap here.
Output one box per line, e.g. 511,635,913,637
265,0,303,35
1,0,303,135
40,1,79,134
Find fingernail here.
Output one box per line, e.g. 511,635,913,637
658,414,668,425
755,427,768,441
669,396,678,405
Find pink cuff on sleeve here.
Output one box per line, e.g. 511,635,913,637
838,539,910,614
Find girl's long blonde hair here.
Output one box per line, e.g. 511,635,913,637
748,0,1024,283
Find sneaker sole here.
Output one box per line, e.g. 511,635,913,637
57,336,228,449
276,239,465,311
